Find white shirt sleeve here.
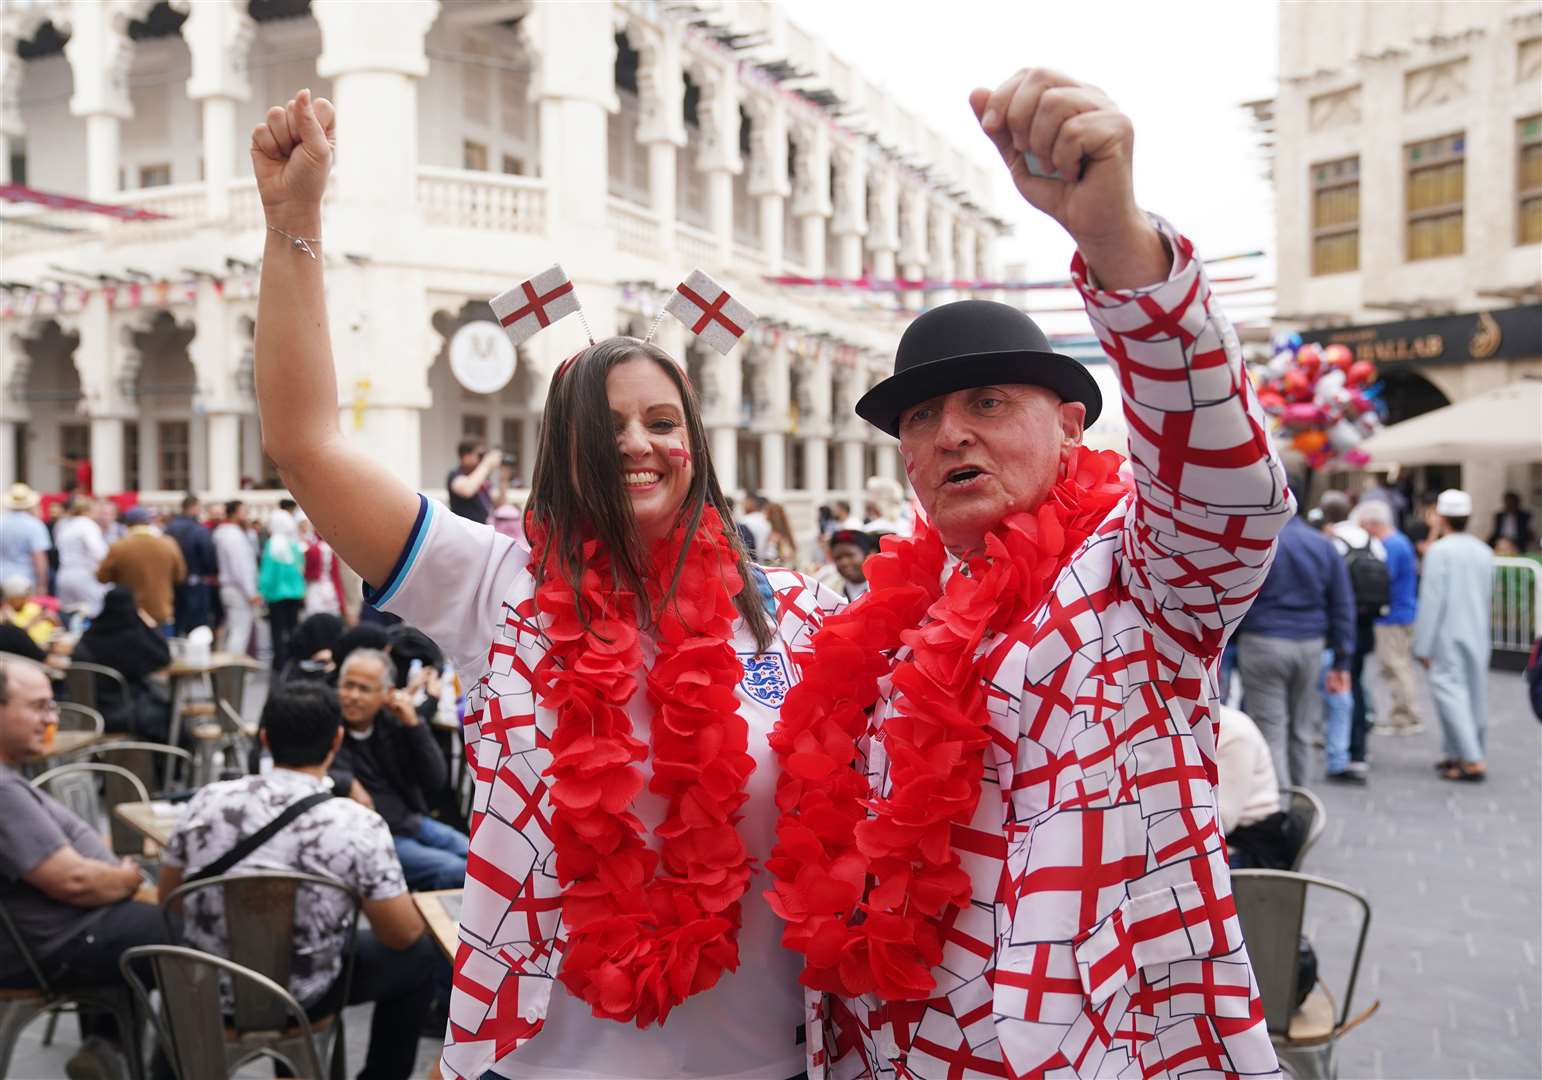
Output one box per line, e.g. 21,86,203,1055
364,495,530,677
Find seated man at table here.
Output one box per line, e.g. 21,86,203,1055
329,648,465,890
160,681,441,1080
0,655,170,1080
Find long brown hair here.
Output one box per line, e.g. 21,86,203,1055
524,337,773,652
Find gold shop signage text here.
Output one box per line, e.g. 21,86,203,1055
1298,305,1539,366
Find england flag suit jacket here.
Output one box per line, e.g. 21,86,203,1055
809,217,1292,1080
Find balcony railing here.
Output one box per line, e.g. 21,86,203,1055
675,220,717,269
418,166,546,234
102,183,215,245
609,197,658,256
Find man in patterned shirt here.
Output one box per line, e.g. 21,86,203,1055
160,682,444,1080
808,69,1290,1078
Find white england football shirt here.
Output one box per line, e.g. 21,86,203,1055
368,497,841,1080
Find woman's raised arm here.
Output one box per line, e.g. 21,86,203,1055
251,88,419,589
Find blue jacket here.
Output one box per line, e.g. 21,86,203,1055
1376,529,1418,626
1239,515,1356,668
165,514,217,580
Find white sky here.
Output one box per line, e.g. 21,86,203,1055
778,0,1281,337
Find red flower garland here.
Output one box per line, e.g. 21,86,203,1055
767,447,1130,1000
530,508,757,1027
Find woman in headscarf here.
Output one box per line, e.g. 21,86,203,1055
71,585,172,738
300,515,346,617
277,610,345,686
258,498,307,671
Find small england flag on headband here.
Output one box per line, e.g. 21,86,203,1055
489,264,581,347
663,270,756,355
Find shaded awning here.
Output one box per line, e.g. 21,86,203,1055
1360,377,1542,466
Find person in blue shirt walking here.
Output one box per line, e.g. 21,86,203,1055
1355,499,1424,736
1234,508,1356,787
0,486,51,594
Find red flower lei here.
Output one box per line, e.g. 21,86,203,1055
766,446,1129,1000
529,508,756,1026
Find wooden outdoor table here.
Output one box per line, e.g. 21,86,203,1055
113,800,184,850
413,888,463,961
161,652,261,679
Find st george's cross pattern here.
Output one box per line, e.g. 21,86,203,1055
806,218,1291,1079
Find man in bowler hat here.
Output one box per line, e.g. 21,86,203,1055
799,68,1289,1078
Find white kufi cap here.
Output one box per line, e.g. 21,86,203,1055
1435,488,1472,517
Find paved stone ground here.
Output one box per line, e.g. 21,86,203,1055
1291,668,1542,1079
8,672,1540,1078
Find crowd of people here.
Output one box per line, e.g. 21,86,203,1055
0,485,357,680
1226,481,1523,790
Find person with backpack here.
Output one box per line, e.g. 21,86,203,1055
1235,502,1356,788
1319,491,1387,782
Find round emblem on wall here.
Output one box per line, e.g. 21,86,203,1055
449,321,516,395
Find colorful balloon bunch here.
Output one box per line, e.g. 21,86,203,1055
1255,335,1385,470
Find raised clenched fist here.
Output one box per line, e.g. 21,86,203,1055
249,87,335,228
968,69,1142,253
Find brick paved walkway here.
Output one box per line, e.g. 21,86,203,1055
1294,668,1541,1079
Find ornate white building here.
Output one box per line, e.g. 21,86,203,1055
0,0,1011,527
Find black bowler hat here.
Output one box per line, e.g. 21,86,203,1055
855,299,1103,437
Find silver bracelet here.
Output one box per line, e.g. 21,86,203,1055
267,222,321,259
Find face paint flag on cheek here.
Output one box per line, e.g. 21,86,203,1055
667,444,692,469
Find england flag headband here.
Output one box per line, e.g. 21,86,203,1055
488,265,757,386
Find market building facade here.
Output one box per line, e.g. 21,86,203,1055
1251,0,1542,521
1,0,1015,529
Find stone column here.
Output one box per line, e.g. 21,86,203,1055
635,27,685,253
868,166,900,283
790,121,830,276
525,2,618,294
875,443,899,484
64,0,135,200
206,412,241,494
831,142,867,280
314,0,439,219
802,435,828,496
0,36,24,185
241,415,262,482
954,219,977,300
65,290,128,493
899,185,929,312
759,431,785,494
0,420,15,487
0,323,23,485
709,344,743,492
187,277,242,492
929,201,956,307
980,231,1004,303
839,436,865,510
757,338,789,495
695,66,741,265
89,418,125,494
184,0,254,220
313,1,440,484
746,98,789,275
